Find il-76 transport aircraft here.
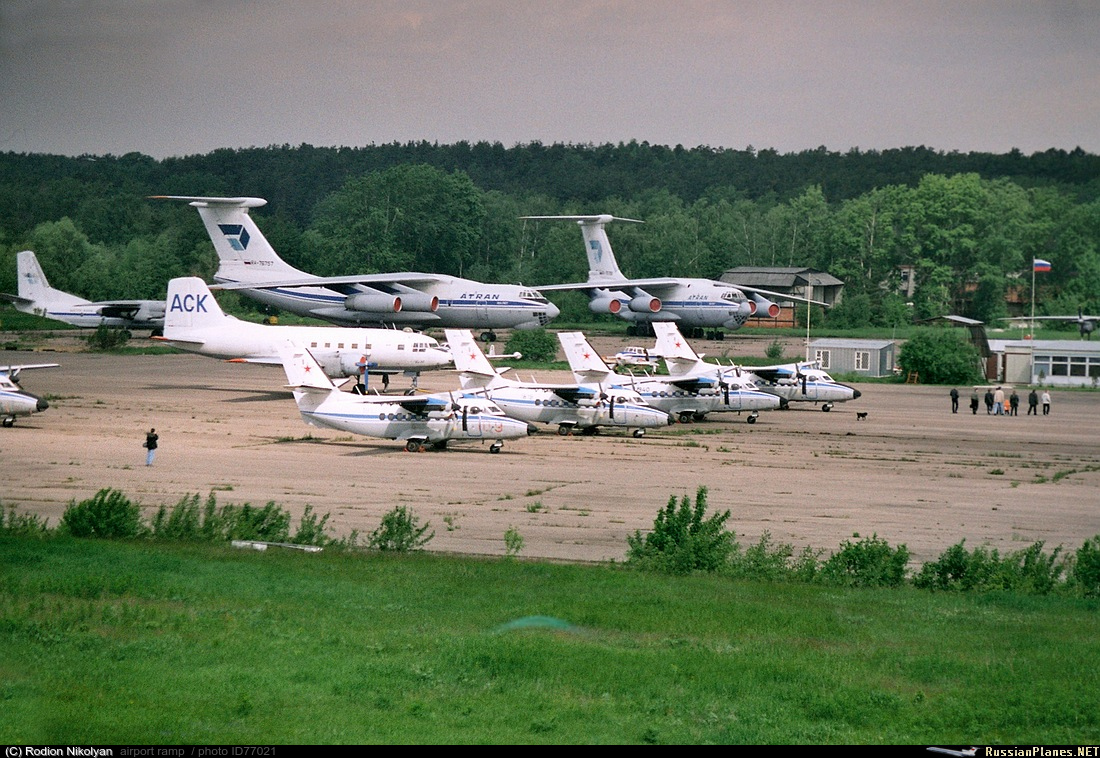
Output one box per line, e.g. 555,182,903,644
158,278,451,388
278,344,530,453
528,215,802,336
558,331,780,424
0,251,165,330
653,322,861,412
1,363,59,427
447,329,670,437
153,196,559,340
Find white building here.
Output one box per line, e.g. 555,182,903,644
808,338,896,378
988,339,1100,387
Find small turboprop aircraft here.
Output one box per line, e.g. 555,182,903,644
1,363,59,427
652,322,860,412
446,329,670,437
0,251,165,330
559,331,780,424
278,344,531,453
1003,311,1100,339
153,196,559,341
528,215,805,336
158,277,451,389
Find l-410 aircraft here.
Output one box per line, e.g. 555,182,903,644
559,331,780,424
153,196,559,341
158,277,451,390
446,329,670,437
527,215,805,337
0,251,165,331
653,322,861,412
1,363,59,427
278,344,530,453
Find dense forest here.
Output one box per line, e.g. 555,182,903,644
1,141,1098,327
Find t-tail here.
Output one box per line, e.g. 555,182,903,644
13,250,92,315
557,331,614,385
445,329,506,390
521,215,641,283
652,322,708,376
164,277,232,335
150,196,307,284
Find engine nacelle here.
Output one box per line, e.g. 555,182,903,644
398,293,439,313
750,293,780,319
627,295,662,313
312,350,374,379
588,296,624,315
344,293,402,314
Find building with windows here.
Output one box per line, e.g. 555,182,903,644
988,340,1100,387
720,267,844,327
808,338,896,378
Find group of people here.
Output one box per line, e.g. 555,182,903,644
950,387,1050,416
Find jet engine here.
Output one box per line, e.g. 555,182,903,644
397,293,439,312
750,293,781,319
344,293,403,314
626,295,662,313
588,296,624,315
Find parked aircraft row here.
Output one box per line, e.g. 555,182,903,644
3,196,820,341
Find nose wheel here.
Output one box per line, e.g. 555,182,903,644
489,441,503,454
632,428,646,438
822,403,833,412
746,411,759,424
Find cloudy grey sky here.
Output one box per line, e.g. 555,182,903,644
2,0,1098,158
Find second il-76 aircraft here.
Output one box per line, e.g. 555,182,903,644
158,277,452,388
527,215,817,337
153,196,559,340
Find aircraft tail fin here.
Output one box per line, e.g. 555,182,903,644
278,343,338,392
557,331,614,384
14,250,91,313
151,196,307,284
652,322,707,375
445,329,504,389
164,277,232,335
521,215,641,283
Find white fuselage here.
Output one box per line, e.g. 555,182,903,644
592,280,754,330
616,375,781,418
293,392,530,445
742,366,861,406
0,375,48,421
464,383,670,431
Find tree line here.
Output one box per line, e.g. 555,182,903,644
1,142,1098,326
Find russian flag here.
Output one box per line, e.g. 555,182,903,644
1033,259,1052,272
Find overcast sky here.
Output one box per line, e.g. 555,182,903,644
2,1,1098,159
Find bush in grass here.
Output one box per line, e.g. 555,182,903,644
221,502,292,542
1070,535,1100,597
151,493,205,541
819,534,909,588
914,539,1065,595
897,328,982,385
61,488,145,539
505,328,558,363
2,505,51,537
627,487,734,574
729,531,794,582
368,506,434,552
85,323,130,350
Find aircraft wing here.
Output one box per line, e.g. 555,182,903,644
1002,315,1100,322
537,278,827,305
0,292,32,306
213,272,445,290
668,376,721,392
396,395,455,414
551,386,602,403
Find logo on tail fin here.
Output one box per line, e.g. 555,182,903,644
218,224,250,251
589,240,603,264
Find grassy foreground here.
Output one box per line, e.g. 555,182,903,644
2,536,1098,745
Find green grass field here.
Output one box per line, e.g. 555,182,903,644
3,536,1097,744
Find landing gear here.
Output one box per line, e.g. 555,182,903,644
692,412,707,422
2,416,15,428
353,383,367,395
822,403,833,412
404,439,423,453
677,411,694,424
632,428,646,438
778,398,790,410
557,425,572,436
746,411,759,424
489,441,503,454
580,426,599,436
479,331,497,343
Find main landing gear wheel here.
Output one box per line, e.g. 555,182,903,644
678,411,694,424
746,411,759,424
632,428,646,438
404,439,423,453
489,441,503,454
479,331,497,343
822,403,834,412
557,425,572,437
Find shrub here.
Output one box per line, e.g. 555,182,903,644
221,502,292,543
765,340,785,361
368,506,434,552
913,540,1065,595
819,534,909,588
292,504,334,546
1,505,51,537
1071,535,1100,598
504,526,524,557
151,493,205,541
729,531,794,582
897,328,982,385
85,323,130,350
626,487,734,574
505,328,558,363
61,488,145,539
